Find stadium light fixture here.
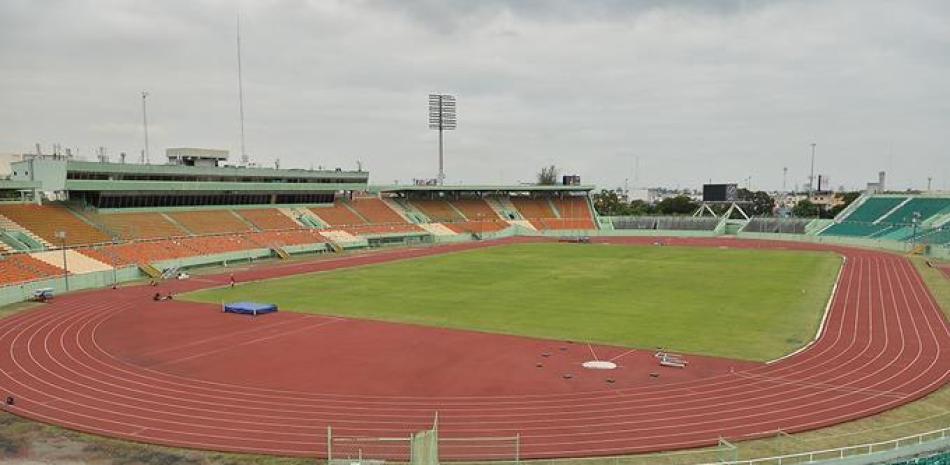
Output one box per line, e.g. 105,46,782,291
428,94,457,185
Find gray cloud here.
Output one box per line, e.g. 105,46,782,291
1,0,948,191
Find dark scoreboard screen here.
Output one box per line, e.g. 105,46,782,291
703,183,738,202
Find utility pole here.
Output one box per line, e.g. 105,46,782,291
56,231,69,291
141,91,150,164
237,13,248,165
782,167,788,192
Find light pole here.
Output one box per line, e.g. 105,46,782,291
111,236,118,288
56,231,69,291
428,94,457,185
141,91,150,164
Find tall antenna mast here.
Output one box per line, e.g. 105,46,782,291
141,91,150,164
237,12,248,165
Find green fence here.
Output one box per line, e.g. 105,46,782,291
0,265,141,307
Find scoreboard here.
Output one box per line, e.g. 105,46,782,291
703,183,738,202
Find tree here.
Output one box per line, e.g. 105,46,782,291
737,188,776,216
537,165,559,185
792,199,819,218
656,195,698,215
592,189,626,216
828,191,862,217
628,199,654,215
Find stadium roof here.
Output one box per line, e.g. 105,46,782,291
66,160,367,181
65,180,370,192
373,184,595,193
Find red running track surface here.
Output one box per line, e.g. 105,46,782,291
0,237,947,460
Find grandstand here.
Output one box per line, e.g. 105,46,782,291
0,154,599,288
819,194,950,244
3,149,948,297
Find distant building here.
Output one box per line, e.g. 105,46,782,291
866,171,886,193
0,153,23,177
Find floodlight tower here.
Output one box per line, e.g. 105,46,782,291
141,91,150,164
428,94,457,185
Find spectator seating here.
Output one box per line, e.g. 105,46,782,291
349,198,409,224
822,196,950,240
842,197,907,223
448,199,503,222
0,254,64,285
81,240,196,266
236,209,301,230
530,218,599,230
344,224,424,236
0,204,110,246
611,216,719,231
30,250,112,273
445,221,510,234
510,198,556,220
410,200,465,222
167,211,254,235
90,212,188,240
878,198,950,225
743,218,812,234
245,230,326,248
310,202,366,226
552,197,595,228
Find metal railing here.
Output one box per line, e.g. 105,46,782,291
714,427,948,465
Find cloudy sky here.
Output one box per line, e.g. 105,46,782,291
1,0,948,191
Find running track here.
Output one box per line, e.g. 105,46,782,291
0,238,947,460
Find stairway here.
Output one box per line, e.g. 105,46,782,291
0,214,53,249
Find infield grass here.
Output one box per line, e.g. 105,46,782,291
184,243,841,361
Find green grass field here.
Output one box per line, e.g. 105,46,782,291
184,243,842,361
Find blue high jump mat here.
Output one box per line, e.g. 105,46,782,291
223,302,278,316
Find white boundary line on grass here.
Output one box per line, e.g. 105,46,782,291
766,254,847,365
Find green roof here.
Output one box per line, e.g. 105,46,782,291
371,184,595,193
65,180,370,192
66,160,368,181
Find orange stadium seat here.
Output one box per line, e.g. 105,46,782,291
180,235,257,255
81,240,195,266
90,212,188,240
510,198,556,219
0,254,64,285
349,198,408,224
410,200,465,222
236,209,300,231
345,224,424,236
245,230,327,248
553,198,594,219
530,218,595,230
444,221,510,234
448,199,503,222
167,211,254,235
0,204,111,246
310,202,366,226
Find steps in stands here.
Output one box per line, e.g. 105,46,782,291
418,223,457,236
139,263,164,279
487,197,523,220
0,214,53,249
230,210,262,232
289,208,327,229
272,247,291,259
30,250,113,274
380,198,417,224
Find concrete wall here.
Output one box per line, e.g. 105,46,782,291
0,266,140,307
